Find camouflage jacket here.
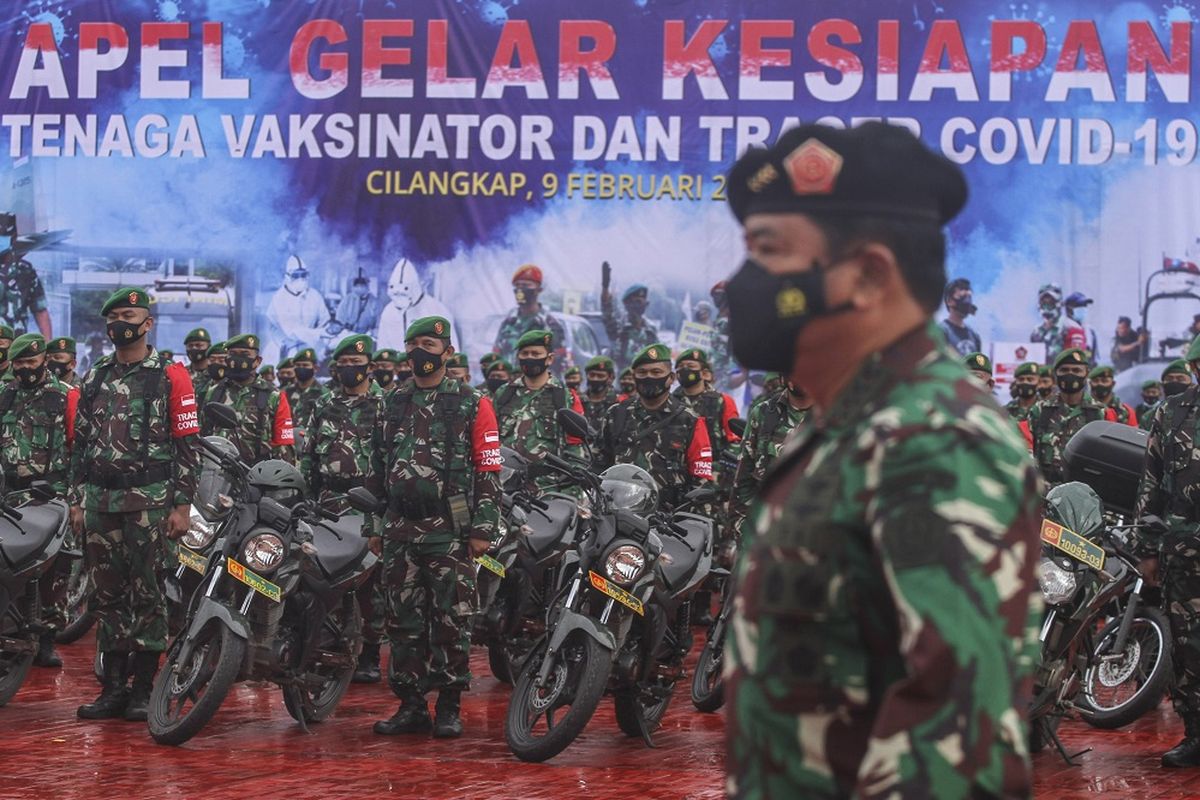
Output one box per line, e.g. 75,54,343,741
189,366,211,409
1137,402,1159,431
673,386,738,480
367,377,502,544
1135,387,1200,553
727,322,1042,800
1004,398,1038,422
600,296,659,370
0,256,47,333
203,378,295,465
581,387,618,430
1029,321,1062,364
1027,395,1113,486
70,348,201,512
60,370,81,388
492,306,566,369
286,381,332,436
0,374,77,500
710,315,732,385
598,394,712,509
1099,395,1137,426
493,378,586,485
727,389,805,544
301,384,385,533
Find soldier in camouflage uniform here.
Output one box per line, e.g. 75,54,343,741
673,348,740,474
286,346,330,441
446,352,471,384
601,275,659,371
1139,379,1163,431
184,326,211,375
1036,364,1054,400
0,333,79,667
395,350,413,384
1026,348,1116,486
0,323,14,382
1030,283,1064,365
476,353,500,391
1089,365,1138,426
368,316,502,739
964,351,995,390
723,122,1041,798
276,357,295,390
1134,336,1200,766
483,359,511,396
371,348,401,392
0,240,50,337
617,367,635,400
46,335,80,387
492,264,567,374
564,366,582,393
259,364,275,385
202,333,295,465
581,355,618,430
598,344,712,509
300,334,387,683
709,280,733,389
1005,361,1041,422
1163,359,1193,400
71,287,200,721
198,341,226,415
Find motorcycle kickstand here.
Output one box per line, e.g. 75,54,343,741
1046,721,1091,766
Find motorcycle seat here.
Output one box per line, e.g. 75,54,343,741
310,514,367,580
0,501,66,572
524,495,576,557
658,515,709,592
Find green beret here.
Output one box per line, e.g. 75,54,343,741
1164,359,1191,379
620,367,633,379
516,328,554,351
159,350,174,361
1054,348,1089,371
8,333,45,361
208,341,227,357
1089,365,1114,380
480,352,499,368
585,355,615,374
258,366,274,376
1187,334,1200,363
332,334,373,360
184,327,211,344
675,347,709,368
100,286,152,317
277,357,294,369
565,366,581,378
622,284,648,302
447,353,469,369
486,359,511,376
1014,362,1039,378
47,336,76,355
1142,380,1161,391
1038,365,1051,378
395,351,409,364
373,348,401,364
631,343,671,370
964,351,992,375
225,333,261,352
0,324,13,340
294,347,317,363
406,316,451,341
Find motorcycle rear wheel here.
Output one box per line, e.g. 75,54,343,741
283,599,361,723
55,562,94,644
1080,609,1172,729
148,618,245,745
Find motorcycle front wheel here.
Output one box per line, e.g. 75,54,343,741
283,599,361,723
690,634,724,713
505,629,611,763
1080,608,1172,729
148,618,245,745
0,632,34,706
55,561,95,644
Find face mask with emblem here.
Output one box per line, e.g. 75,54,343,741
337,364,368,388
407,347,445,376
107,319,146,346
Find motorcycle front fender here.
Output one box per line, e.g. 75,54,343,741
546,608,615,654
176,596,250,667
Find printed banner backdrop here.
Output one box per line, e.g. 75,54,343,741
4,0,1200,408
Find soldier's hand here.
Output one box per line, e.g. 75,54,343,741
69,505,84,536
601,261,611,290
165,503,191,540
468,537,491,558
368,536,382,556
1137,557,1159,585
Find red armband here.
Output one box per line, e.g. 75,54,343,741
272,391,295,447
473,396,502,471
688,417,713,480
65,386,79,447
720,393,741,443
566,388,585,445
166,362,200,437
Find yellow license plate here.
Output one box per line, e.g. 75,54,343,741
588,570,644,616
226,557,282,602
1041,519,1106,571
178,547,208,576
476,554,506,578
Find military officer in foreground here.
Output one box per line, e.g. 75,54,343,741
46,335,81,387
1026,348,1115,486
368,316,501,739
286,346,330,440
722,122,1042,799
1163,359,1193,399
71,287,200,721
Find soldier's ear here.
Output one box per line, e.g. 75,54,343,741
254,355,263,368
443,344,455,359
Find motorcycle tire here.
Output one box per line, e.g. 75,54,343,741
690,636,724,713
1079,608,1172,730
55,564,94,644
284,600,361,724
488,643,516,686
0,643,35,707
615,680,676,738
148,618,245,746
505,630,611,763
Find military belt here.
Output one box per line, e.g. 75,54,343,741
91,463,173,490
4,470,63,490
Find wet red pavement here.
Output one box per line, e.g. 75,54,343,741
9,634,1200,798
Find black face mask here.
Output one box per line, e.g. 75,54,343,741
620,381,635,394
207,363,226,381
47,360,71,378
1037,385,1053,398
1164,381,1189,397
1056,374,1086,395
951,297,977,316
338,364,368,388
294,366,315,384
635,375,670,399
408,347,445,377
107,319,146,346
587,379,609,396
725,257,853,372
397,367,413,381
1015,383,1038,399
227,355,255,382
1142,393,1160,405
373,369,394,386
519,357,548,378
486,375,507,393
14,364,44,388
279,375,293,387
677,369,703,389
186,348,207,363
514,287,540,306
1090,385,1112,401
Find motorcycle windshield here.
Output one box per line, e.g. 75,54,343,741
195,436,236,521
1045,481,1104,538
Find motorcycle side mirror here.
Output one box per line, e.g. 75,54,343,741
346,487,384,515
728,418,747,438
28,481,55,503
1140,514,1168,535
556,408,594,442
206,402,238,430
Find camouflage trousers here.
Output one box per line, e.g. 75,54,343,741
382,536,477,694
1164,550,1200,718
84,508,170,653
356,566,386,646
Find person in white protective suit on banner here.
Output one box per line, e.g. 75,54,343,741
375,257,461,352
265,255,330,363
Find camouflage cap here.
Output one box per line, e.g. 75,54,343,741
406,316,451,341
447,353,469,369
479,352,499,368
1163,359,1191,379
1187,333,1200,362
516,328,553,351
631,343,671,369
225,333,261,352
8,333,45,361
332,334,374,360
373,348,402,364
293,347,316,363
1141,379,1161,391
622,284,649,302
1053,348,1089,371
486,359,511,376
675,347,709,368
1088,365,1115,380
208,341,227,357
585,355,615,374
1014,361,1039,378
47,336,76,355
964,352,992,375
184,327,211,344
100,286,152,317
277,357,294,369
0,324,13,341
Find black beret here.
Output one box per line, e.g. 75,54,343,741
727,122,967,226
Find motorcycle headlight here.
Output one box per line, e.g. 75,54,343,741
1037,558,1078,606
242,533,286,574
604,545,646,586
181,506,216,550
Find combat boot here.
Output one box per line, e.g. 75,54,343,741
33,633,62,668
353,642,381,684
373,691,432,735
433,689,464,739
1163,717,1200,767
77,651,129,719
124,651,161,721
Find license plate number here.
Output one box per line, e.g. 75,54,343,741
475,554,506,578
588,570,644,616
1041,519,1105,571
177,547,208,576
226,557,282,602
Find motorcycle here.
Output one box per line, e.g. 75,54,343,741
147,403,377,745
504,409,718,763
54,557,94,644
0,479,72,705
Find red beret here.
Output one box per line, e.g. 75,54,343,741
512,264,543,286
